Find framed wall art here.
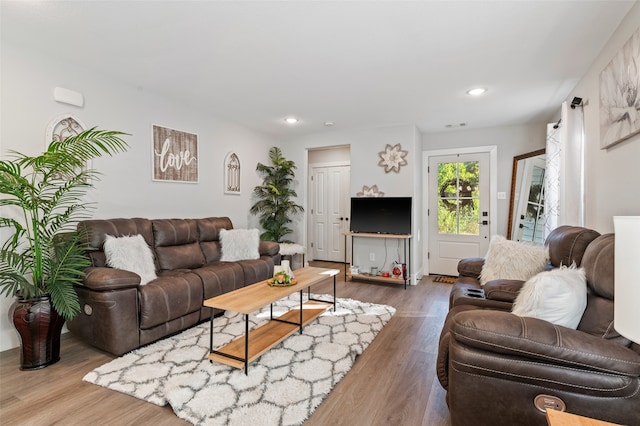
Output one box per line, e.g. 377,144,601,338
599,26,640,149
152,124,198,183
224,151,241,194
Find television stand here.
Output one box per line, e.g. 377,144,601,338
344,232,412,289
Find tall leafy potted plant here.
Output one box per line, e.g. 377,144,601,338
0,128,128,369
250,146,304,243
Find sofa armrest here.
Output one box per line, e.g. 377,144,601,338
259,241,280,257
482,279,525,303
457,257,484,278
451,310,640,376
82,267,141,291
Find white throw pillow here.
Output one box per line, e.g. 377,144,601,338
480,235,549,285
104,234,157,285
512,265,587,329
220,228,260,261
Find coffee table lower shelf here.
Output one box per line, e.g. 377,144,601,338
208,300,332,370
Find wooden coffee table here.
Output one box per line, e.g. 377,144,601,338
203,266,339,374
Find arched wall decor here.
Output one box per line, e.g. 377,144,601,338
46,113,86,145
45,113,89,181
224,152,241,194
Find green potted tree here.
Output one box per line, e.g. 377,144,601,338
0,128,128,369
250,146,304,243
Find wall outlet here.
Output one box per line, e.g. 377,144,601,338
369,252,375,261
497,191,506,199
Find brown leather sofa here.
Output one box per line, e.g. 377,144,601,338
67,217,280,356
438,233,640,425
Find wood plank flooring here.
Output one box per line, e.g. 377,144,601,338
0,262,452,425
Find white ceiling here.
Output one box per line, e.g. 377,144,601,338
2,1,635,137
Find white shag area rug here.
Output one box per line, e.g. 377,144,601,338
83,294,395,426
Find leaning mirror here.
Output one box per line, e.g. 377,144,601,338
507,148,546,242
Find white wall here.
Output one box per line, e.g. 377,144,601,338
308,145,350,164
0,43,276,351
422,124,547,237
282,124,423,282
563,3,640,232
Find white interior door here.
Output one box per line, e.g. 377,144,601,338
428,153,490,276
310,165,350,262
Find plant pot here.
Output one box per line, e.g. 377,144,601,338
9,294,65,370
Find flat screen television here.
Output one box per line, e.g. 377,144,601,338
350,197,412,235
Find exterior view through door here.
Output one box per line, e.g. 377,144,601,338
428,153,490,276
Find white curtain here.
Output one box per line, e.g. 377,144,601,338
545,123,561,238
545,101,585,238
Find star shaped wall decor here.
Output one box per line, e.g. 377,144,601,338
356,184,385,197
378,143,408,173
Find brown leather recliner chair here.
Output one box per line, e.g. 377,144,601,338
437,226,601,390
445,234,640,425
449,225,601,311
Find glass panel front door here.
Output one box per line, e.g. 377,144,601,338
437,161,480,235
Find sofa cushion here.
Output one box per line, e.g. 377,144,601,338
512,266,587,329
546,225,601,268
259,241,281,257
197,217,233,241
236,257,275,284
78,218,153,267
197,217,233,263
138,271,203,329
152,219,205,270
220,228,260,261
480,235,549,285
194,262,245,318
576,234,624,342
103,234,157,285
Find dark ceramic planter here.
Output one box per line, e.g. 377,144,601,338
9,294,65,370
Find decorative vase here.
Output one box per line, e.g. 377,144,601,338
9,294,65,370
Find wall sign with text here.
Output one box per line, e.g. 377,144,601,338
152,124,198,183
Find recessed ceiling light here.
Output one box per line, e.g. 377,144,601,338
466,88,487,96
324,121,335,127
284,117,298,124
